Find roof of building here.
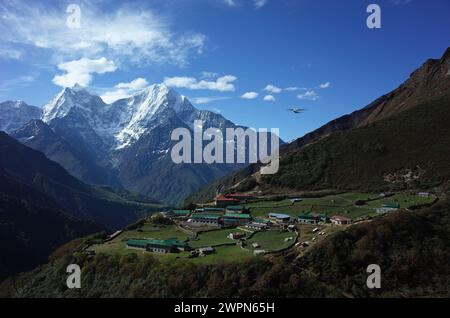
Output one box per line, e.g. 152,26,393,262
223,213,251,219
127,239,151,248
226,205,244,210
381,202,400,208
225,193,254,197
204,207,225,212
331,215,352,221
247,222,267,227
199,247,215,252
269,213,291,219
127,238,187,248
215,195,239,201
172,210,191,215
192,214,221,220
298,214,317,220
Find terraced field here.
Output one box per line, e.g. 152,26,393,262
189,228,244,248
244,192,436,219
245,230,296,251
91,223,296,263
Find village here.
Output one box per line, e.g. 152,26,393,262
88,190,437,263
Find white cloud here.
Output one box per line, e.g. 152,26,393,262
263,95,276,102
223,0,268,9
241,92,259,99
285,86,307,91
191,96,230,104
0,47,23,60
297,90,319,101
264,84,282,94
115,78,149,91
0,1,205,67
201,71,219,79
52,57,117,88
164,75,237,92
254,0,268,9
101,90,131,104
319,82,331,89
223,0,237,6
101,77,149,103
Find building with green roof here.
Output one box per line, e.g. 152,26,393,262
223,213,251,227
126,238,190,253
382,203,400,209
168,210,191,218
298,213,319,225
203,207,225,213
226,205,244,213
224,213,251,219
191,214,221,226
376,202,400,213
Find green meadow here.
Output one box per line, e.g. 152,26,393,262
244,192,435,220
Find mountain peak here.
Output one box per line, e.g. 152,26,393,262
0,100,42,133
127,83,192,114
72,83,85,91
143,83,171,93
1,100,29,108
43,85,104,123
62,84,94,97
135,83,178,102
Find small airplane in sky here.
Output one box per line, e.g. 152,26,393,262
286,108,307,114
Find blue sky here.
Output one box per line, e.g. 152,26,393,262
0,0,449,141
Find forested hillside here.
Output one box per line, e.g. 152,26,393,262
2,199,448,297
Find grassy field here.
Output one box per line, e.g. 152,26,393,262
92,239,253,264
190,228,245,248
245,230,296,251
190,245,253,264
91,223,293,263
244,192,436,220
110,225,190,242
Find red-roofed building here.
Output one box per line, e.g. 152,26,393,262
331,215,352,225
225,193,256,201
215,195,239,207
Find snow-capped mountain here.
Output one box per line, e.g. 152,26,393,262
7,84,276,204
41,84,228,151
0,100,42,133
